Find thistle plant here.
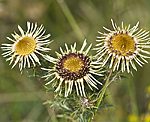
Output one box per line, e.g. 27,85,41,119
42,40,103,97
95,19,150,73
1,20,150,122
1,22,51,71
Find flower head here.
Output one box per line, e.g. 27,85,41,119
95,19,150,73
1,22,51,71
42,40,103,97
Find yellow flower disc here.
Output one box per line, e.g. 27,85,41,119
111,34,136,56
63,56,84,73
15,36,36,55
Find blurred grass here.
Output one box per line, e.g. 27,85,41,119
0,0,150,121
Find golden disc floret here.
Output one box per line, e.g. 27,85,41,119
111,34,136,56
15,36,36,55
63,55,84,73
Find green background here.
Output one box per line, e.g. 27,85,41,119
0,0,150,121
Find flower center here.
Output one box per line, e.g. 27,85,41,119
111,34,136,56
15,36,36,55
56,53,90,80
63,55,84,73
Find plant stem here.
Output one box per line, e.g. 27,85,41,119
96,70,113,108
88,70,113,122
56,0,84,40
